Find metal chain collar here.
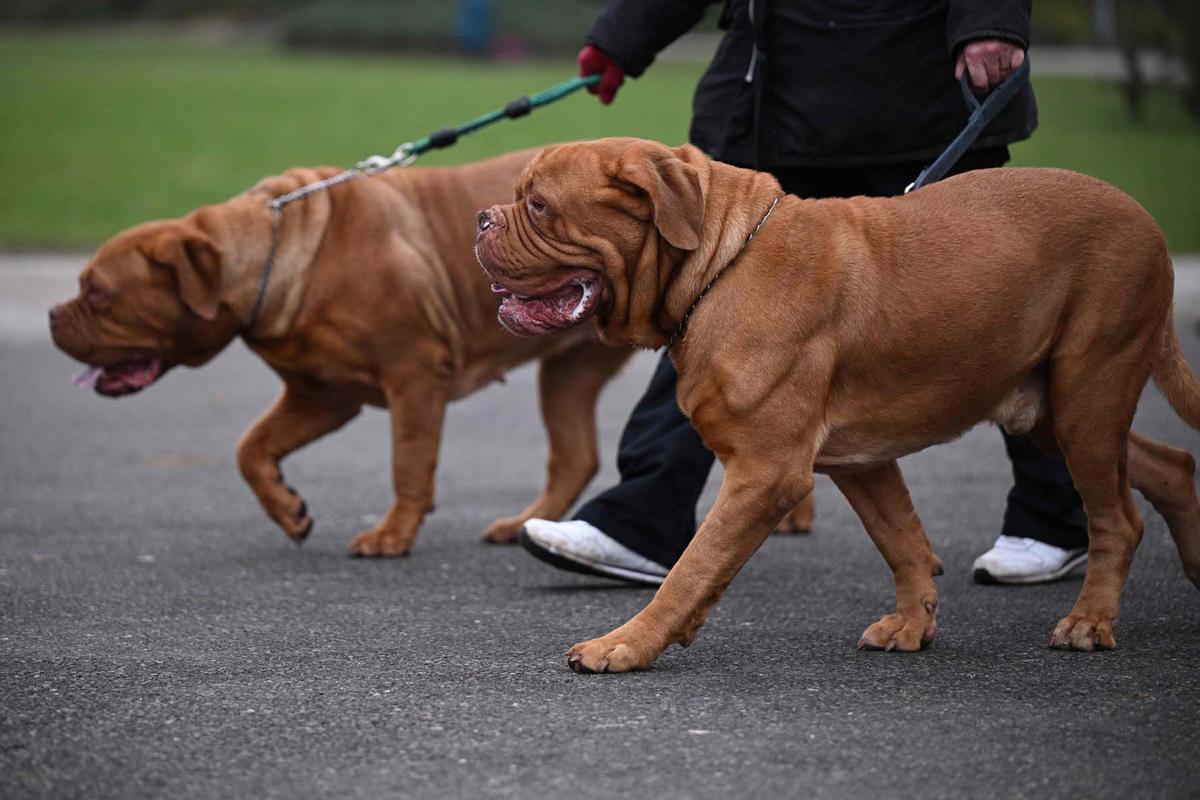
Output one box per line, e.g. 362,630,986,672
243,143,422,336
666,195,781,351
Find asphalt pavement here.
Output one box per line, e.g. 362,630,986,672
2,254,1198,800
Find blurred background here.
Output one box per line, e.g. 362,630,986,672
0,0,1197,251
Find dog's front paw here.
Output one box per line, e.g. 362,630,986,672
1049,614,1117,651
566,635,658,674
482,515,524,544
266,484,314,544
858,607,936,652
348,526,413,558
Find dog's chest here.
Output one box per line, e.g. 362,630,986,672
255,341,379,389
814,433,934,469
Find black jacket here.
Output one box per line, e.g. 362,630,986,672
586,0,1037,168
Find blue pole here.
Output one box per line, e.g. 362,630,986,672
456,0,494,55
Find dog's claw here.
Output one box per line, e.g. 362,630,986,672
857,610,934,652
482,515,524,544
347,527,414,558
1049,615,1116,652
567,655,609,674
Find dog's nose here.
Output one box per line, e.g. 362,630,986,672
48,303,66,329
477,209,493,233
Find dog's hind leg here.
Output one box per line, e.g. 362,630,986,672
832,461,942,652
237,379,363,544
483,341,631,543
1129,431,1200,588
774,494,815,534
1047,348,1152,651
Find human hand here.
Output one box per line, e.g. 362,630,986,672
578,45,625,105
955,39,1025,92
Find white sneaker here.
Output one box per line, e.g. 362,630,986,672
972,535,1088,585
519,518,670,586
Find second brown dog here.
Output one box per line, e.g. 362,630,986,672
49,150,633,556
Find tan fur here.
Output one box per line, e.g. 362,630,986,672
475,137,1200,670
1154,313,1200,430
50,150,630,556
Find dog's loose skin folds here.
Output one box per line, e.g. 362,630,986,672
49,149,634,556
475,137,1200,671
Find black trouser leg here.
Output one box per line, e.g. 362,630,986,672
575,353,713,567
999,432,1088,549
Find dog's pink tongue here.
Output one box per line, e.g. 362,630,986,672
73,365,101,389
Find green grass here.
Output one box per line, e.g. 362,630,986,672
1,34,1198,250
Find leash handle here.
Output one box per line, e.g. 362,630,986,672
906,58,1030,193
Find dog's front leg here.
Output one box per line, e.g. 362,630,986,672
831,462,943,651
348,371,448,558
484,341,630,543
566,460,810,673
237,380,363,543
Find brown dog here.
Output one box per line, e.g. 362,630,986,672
475,137,1200,670
49,150,633,556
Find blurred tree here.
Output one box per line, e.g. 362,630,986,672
1158,0,1200,117
1116,0,1168,119
1,0,288,21
280,0,601,56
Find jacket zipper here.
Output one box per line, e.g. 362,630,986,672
744,0,758,82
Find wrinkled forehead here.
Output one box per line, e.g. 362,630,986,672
83,226,158,286
518,143,608,199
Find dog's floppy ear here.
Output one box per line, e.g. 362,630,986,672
615,144,705,251
144,224,223,321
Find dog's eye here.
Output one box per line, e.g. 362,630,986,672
526,196,547,216
84,283,111,309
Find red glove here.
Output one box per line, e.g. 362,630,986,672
578,45,625,105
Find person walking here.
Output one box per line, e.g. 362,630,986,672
521,0,1089,587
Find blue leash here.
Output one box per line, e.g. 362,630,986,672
906,58,1031,193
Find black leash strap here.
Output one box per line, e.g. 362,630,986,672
906,58,1031,193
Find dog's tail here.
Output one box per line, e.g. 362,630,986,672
1153,306,1200,431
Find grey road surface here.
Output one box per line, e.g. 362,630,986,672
2,255,1199,800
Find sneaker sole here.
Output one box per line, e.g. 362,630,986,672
518,529,666,587
973,551,1089,585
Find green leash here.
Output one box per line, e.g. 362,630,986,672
358,74,601,171
248,74,600,333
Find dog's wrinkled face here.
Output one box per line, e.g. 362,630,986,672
475,138,705,345
48,219,230,397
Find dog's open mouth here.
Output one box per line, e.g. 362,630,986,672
73,355,172,397
490,272,604,336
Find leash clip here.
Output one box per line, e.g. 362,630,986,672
356,142,418,175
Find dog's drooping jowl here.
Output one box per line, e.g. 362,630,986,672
476,136,1200,670
50,150,631,557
